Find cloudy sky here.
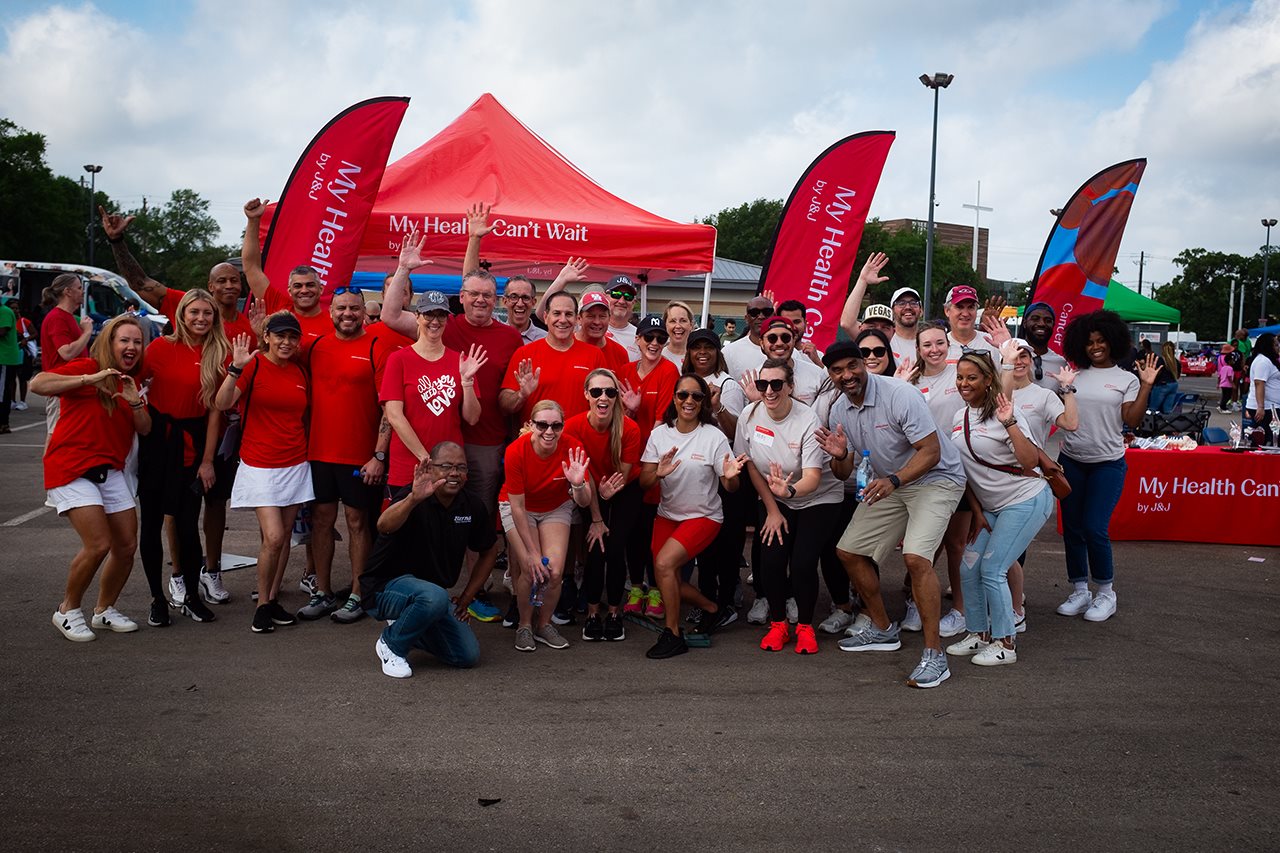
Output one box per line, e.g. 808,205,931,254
2,0,1277,297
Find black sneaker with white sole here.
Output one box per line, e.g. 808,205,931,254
181,596,217,623
267,600,297,627
148,598,170,628
582,615,604,641
251,605,274,634
603,613,626,641
502,599,519,629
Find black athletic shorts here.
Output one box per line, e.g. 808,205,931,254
204,454,238,503
310,461,381,510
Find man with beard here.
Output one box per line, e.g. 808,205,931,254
603,275,639,360
887,286,922,367
242,199,333,342
723,295,775,380
1018,302,1068,391
740,316,825,405
816,341,966,689
777,299,825,367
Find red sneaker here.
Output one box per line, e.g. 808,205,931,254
760,620,790,651
794,623,818,655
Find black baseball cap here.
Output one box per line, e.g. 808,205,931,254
636,314,668,339
265,312,302,336
687,328,721,349
821,340,862,367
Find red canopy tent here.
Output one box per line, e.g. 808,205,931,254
263,94,716,299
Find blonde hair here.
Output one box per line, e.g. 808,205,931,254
166,288,230,410
663,300,694,326
584,368,623,471
1160,340,1178,376
89,314,146,414
519,399,566,437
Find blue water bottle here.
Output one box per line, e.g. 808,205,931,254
530,557,550,606
855,450,873,502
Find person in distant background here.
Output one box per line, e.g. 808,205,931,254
720,318,737,343
1147,341,1181,415
364,300,382,325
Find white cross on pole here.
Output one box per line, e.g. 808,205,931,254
961,180,993,272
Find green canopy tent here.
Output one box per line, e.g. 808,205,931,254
1018,281,1181,323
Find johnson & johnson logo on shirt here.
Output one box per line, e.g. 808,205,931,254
418,374,457,415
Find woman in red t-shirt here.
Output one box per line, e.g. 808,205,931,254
137,288,230,628
499,400,593,653
563,368,641,642
215,312,313,634
31,315,151,642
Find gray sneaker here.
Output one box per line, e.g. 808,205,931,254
330,594,366,624
515,626,536,652
296,592,338,620
534,624,570,649
837,621,902,652
908,649,951,688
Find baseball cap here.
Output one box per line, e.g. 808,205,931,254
579,290,609,311
1024,301,1056,319
945,285,979,305
265,312,302,336
687,328,721,350
636,314,668,339
414,290,450,313
606,274,637,297
890,287,921,305
762,316,796,334
1010,337,1035,356
821,340,862,367
862,304,894,322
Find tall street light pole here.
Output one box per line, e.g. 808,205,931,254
920,72,953,321
1262,218,1277,326
84,164,102,267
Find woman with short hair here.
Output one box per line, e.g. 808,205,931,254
662,300,695,368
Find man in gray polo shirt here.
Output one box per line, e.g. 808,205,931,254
817,341,966,688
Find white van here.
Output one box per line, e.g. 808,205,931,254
0,260,168,336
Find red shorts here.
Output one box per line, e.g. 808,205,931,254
651,515,721,560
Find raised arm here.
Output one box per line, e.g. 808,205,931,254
241,199,272,300
839,252,889,338
100,206,168,310
382,227,428,339
463,203,494,277
534,257,588,322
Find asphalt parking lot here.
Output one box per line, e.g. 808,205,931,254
1,387,1277,852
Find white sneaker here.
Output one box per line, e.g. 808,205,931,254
946,632,989,657
1056,589,1093,616
53,608,95,642
199,570,231,604
298,574,319,596
846,612,873,635
1013,610,1027,634
901,601,922,632
785,597,798,624
746,597,769,625
938,607,966,638
972,641,1017,666
90,606,139,633
502,570,514,594
818,608,854,635
167,575,187,608
375,637,412,678
1083,590,1117,622
13,400,28,411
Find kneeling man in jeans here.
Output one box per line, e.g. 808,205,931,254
361,442,496,678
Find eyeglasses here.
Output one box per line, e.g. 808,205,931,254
754,379,786,393
641,333,667,344
431,462,469,474
504,293,534,302
765,333,793,345
893,298,920,307
1033,354,1044,381
608,289,636,301
417,311,449,321
859,346,887,358
675,390,705,402
588,387,619,399
332,285,364,296
532,420,564,432
746,307,773,318
460,289,494,300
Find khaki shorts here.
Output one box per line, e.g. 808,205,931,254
498,499,576,533
837,479,963,567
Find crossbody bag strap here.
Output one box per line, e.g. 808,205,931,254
963,409,1027,477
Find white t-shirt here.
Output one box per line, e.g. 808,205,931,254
662,346,687,370
705,371,747,418
1032,348,1068,392
1011,381,1065,451
947,330,999,365
734,400,843,510
890,331,916,370
912,365,962,435
1060,366,1139,463
1246,357,1280,411
642,422,732,522
951,407,1047,512
723,335,765,381
606,323,638,362
790,356,826,406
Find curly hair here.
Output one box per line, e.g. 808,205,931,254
1062,309,1131,370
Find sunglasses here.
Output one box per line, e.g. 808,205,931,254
765,333,793,345
859,346,888,358
641,333,668,344
746,307,774,318
532,420,564,432
608,289,636,301
332,285,364,296
1032,354,1044,381
754,379,786,393
675,390,705,402
588,387,619,399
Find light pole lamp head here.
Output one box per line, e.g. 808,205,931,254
920,72,954,89
1264,218,1278,228
83,164,102,174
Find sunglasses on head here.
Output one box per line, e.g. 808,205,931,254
608,289,636,301
859,346,887,358
332,285,363,296
675,390,705,402
532,420,564,432
746,307,773,318
765,332,793,345
588,387,619,399
754,378,786,393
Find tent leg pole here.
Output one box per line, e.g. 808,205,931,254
700,271,713,329
640,282,647,317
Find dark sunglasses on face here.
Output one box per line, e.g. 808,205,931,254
754,379,786,393
675,390,705,402
859,346,888,358
746,307,773,318
588,387,619,399
608,289,636,301
766,333,793,345
532,420,564,432
641,333,667,344
332,285,363,296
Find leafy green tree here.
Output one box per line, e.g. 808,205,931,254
119,189,231,289
1155,248,1271,339
849,220,980,319
698,198,784,266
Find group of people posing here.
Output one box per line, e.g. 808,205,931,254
35,202,1162,689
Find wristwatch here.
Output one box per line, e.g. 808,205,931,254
887,474,901,489
374,451,387,462
1061,385,1078,394
786,484,797,499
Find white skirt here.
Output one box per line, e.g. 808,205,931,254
231,461,315,509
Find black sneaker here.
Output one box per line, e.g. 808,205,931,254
267,600,297,627
251,605,274,634
181,596,217,623
646,627,688,660
582,615,604,641
148,598,170,628
502,599,519,629
603,612,626,641
714,605,739,631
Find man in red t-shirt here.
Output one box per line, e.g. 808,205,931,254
501,291,607,424
240,198,332,342
297,287,395,623
576,289,630,374
38,273,94,445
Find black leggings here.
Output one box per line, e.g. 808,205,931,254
137,414,205,603
698,484,749,608
1221,387,1234,409
819,497,857,607
583,481,641,607
759,501,844,625
627,501,658,589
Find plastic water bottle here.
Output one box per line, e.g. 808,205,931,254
1229,420,1242,448
855,450,873,502
530,557,550,607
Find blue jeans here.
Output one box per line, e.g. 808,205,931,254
372,576,480,667
1058,454,1127,585
962,488,1054,638
1148,382,1179,414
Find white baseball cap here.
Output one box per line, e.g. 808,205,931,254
890,287,921,305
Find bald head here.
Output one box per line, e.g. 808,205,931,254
207,263,242,308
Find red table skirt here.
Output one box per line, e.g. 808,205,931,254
1102,446,1280,547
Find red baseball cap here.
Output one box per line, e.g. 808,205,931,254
579,290,609,311
762,316,796,334
945,285,979,305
